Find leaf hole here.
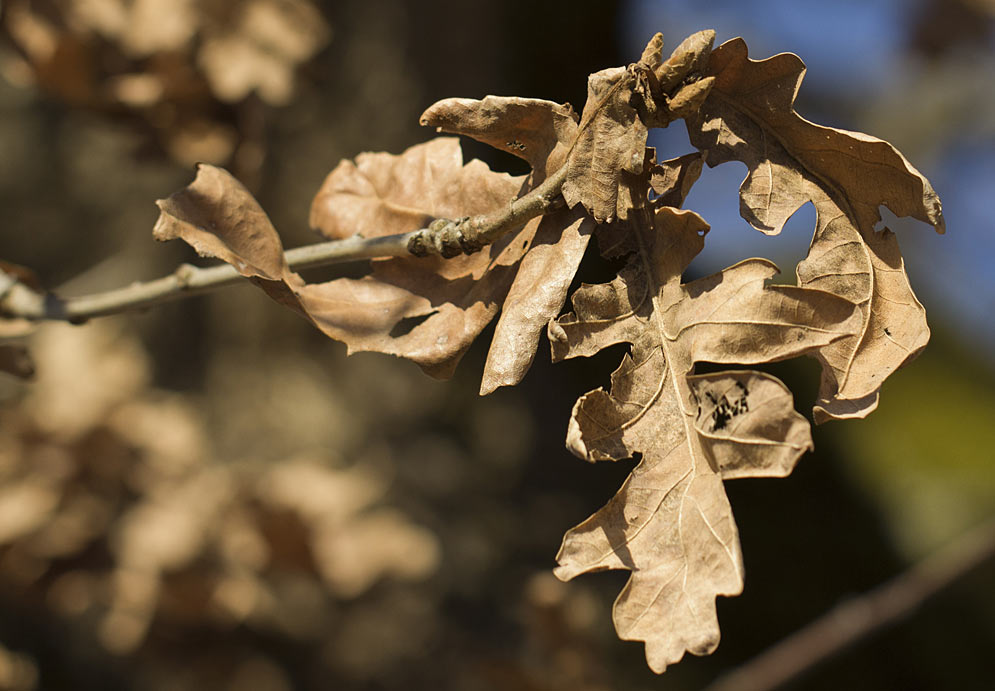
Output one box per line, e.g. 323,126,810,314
389,312,436,338
682,165,815,284
458,139,530,177
874,204,918,235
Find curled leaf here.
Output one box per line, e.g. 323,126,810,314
421,96,595,393
650,152,705,209
479,206,593,394
153,162,309,316
560,30,715,224
560,63,651,223
420,96,578,180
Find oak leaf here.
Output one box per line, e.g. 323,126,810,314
420,95,579,181
550,203,862,672
685,38,945,421
560,30,715,224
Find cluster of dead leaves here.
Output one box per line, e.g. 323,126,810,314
0,322,440,682
1,0,329,167
154,31,943,673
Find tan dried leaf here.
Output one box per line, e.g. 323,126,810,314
157,138,531,378
686,38,945,421
591,151,703,264
476,206,593,394
421,96,595,393
153,162,308,313
309,136,542,378
560,61,654,223
550,205,861,672
561,31,715,223
649,152,705,209
420,96,579,180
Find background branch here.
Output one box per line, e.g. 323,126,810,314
704,515,995,691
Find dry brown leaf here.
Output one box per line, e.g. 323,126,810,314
550,204,862,672
153,162,309,315
153,34,721,389
649,152,705,209
420,96,579,181
476,206,593,394
309,136,539,378
686,38,945,421
560,57,657,224
590,150,703,264
421,96,595,393
157,138,530,377
561,31,715,223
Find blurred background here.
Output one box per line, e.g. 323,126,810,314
0,1,992,689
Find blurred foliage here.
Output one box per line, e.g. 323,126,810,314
0,0,993,690
1,0,329,181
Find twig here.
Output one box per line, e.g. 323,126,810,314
1,158,571,324
0,230,423,323
703,515,995,691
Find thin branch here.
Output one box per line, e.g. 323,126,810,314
1,158,571,324
703,515,995,691
1,230,423,323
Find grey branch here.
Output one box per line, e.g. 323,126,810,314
1,230,420,323
1,172,568,324
703,515,995,691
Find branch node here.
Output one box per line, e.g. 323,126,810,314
174,263,198,287
407,217,478,258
